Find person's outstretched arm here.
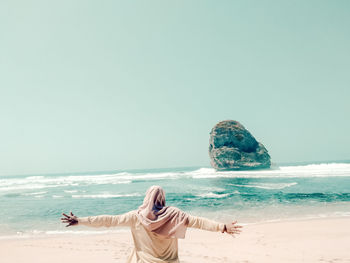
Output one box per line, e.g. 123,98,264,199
187,214,242,236
61,211,136,228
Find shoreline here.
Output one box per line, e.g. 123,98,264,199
1,217,349,262
1,214,349,240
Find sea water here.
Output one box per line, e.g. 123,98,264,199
1,162,350,238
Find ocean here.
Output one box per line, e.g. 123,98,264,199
1,162,350,238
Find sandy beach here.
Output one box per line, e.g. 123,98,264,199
1,217,349,263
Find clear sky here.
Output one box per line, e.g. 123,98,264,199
1,1,349,175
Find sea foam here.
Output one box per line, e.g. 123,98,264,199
196,192,229,198
71,193,141,198
229,182,298,190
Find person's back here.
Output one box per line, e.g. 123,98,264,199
62,186,242,262
129,212,179,262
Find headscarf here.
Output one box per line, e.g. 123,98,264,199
136,185,189,239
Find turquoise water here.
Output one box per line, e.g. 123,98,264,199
1,162,350,237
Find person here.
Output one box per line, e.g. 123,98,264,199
61,185,242,263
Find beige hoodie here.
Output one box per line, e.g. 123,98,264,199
77,210,225,263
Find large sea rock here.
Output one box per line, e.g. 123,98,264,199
209,120,271,170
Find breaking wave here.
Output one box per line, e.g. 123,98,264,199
71,193,141,198
196,192,229,198
229,182,298,190
1,163,349,194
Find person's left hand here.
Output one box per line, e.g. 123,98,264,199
223,221,242,237
61,212,78,227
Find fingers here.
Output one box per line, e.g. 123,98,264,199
231,222,243,227
224,221,243,236
61,212,77,227
228,222,243,228
227,225,243,230
228,228,242,233
61,213,74,223
62,213,70,218
227,229,241,234
65,221,75,227
62,212,76,219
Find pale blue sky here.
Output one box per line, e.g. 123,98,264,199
1,1,349,175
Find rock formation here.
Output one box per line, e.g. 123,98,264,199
209,120,271,170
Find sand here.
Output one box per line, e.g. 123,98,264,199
1,217,349,263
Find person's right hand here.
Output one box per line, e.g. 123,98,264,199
223,221,242,237
61,212,78,227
